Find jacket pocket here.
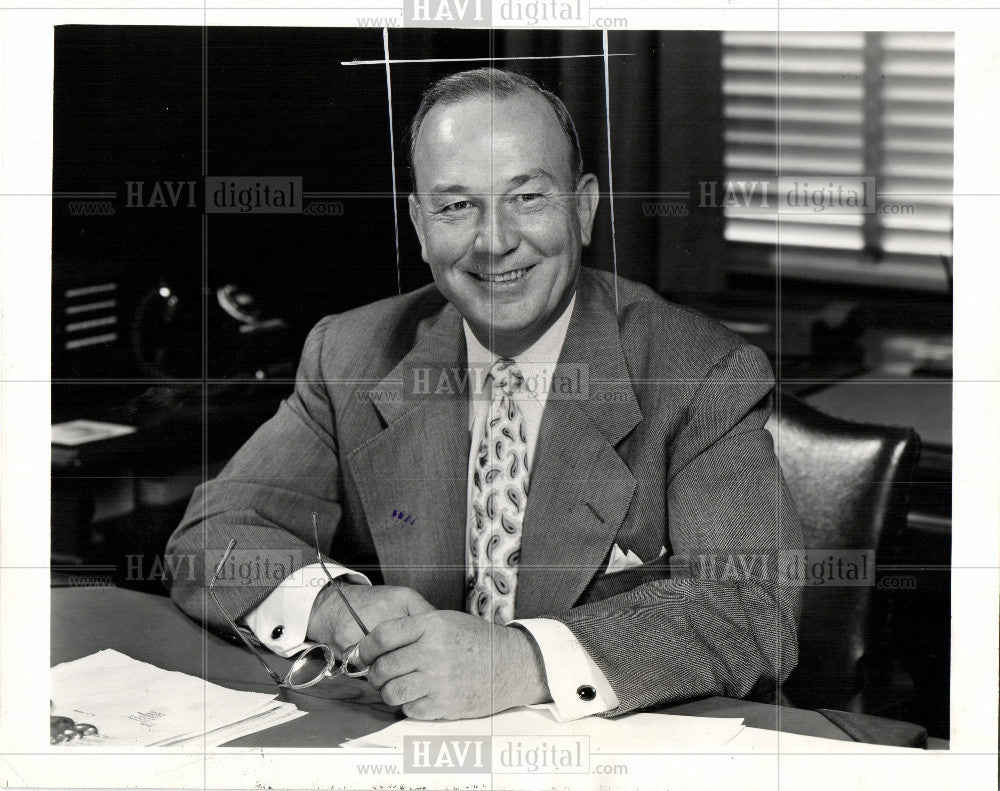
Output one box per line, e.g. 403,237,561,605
577,554,672,605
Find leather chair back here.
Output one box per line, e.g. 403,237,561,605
766,391,920,712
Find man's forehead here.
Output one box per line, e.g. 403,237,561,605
412,92,573,188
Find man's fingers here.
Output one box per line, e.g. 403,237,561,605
379,671,427,708
366,643,422,690
357,615,424,666
405,590,435,615
401,698,438,720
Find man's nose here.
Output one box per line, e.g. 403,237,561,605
472,201,518,258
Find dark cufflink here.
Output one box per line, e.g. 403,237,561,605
576,685,597,701
271,625,284,640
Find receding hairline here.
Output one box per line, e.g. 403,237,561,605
407,69,584,192
411,91,577,186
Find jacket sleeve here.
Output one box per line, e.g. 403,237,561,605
548,344,803,716
165,314,345,631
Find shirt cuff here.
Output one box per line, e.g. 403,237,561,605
241,562,370,658
511,618,619,721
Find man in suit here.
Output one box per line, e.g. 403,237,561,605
167,68,801,722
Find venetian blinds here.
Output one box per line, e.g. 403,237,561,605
721,31,954,289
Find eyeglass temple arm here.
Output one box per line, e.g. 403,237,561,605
312,512,370,636
210,539,286,687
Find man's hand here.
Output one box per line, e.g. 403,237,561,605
306,583,434,652
357,611,551,720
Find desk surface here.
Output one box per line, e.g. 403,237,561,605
51,587,853,748
804,375,951,449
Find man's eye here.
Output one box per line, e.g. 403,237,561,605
442,200,472,213
517,193,543,203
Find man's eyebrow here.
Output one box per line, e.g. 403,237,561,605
506,169,556,189
429,183,472,196
426,169,556,197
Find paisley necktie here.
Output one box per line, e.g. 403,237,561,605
466,358,530,625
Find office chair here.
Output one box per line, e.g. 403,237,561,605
766,391,921,715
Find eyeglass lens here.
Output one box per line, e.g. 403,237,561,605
287,644,337,688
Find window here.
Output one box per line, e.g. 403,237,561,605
721,31,954,291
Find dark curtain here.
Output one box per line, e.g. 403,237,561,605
492,30,726,296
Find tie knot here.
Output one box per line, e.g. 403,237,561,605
488,358,526,396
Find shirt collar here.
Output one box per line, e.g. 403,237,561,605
463,293,577,396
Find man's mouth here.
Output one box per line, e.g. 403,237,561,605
470,266,534,284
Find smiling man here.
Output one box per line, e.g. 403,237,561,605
167,68,801,721
405,72,595,360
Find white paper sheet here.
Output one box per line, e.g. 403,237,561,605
51,649,304,748
344,706,927,756
342,704,746,752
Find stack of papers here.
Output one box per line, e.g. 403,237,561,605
50,649,305,748
343,705,746,751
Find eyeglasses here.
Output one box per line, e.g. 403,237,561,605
209,512,372,691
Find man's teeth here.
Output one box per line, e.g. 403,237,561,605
474,267,530,283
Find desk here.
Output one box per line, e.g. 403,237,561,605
803,375,951,451
51,587,855,748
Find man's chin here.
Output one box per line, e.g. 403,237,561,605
461,294,542,331
465,315,542,352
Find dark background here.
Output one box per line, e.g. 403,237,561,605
52,26,729,393
50,26,951,737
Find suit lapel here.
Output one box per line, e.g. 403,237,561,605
515,272,642,617
344,303,470,612
344,271,643,618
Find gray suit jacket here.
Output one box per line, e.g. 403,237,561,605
167,268,801,715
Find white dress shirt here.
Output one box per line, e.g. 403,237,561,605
244,293,618,721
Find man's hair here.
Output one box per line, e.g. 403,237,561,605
407,67,584,190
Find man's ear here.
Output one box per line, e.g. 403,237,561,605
574,174,600,246
408,193,429,262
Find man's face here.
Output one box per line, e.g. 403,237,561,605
408,91,599,355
